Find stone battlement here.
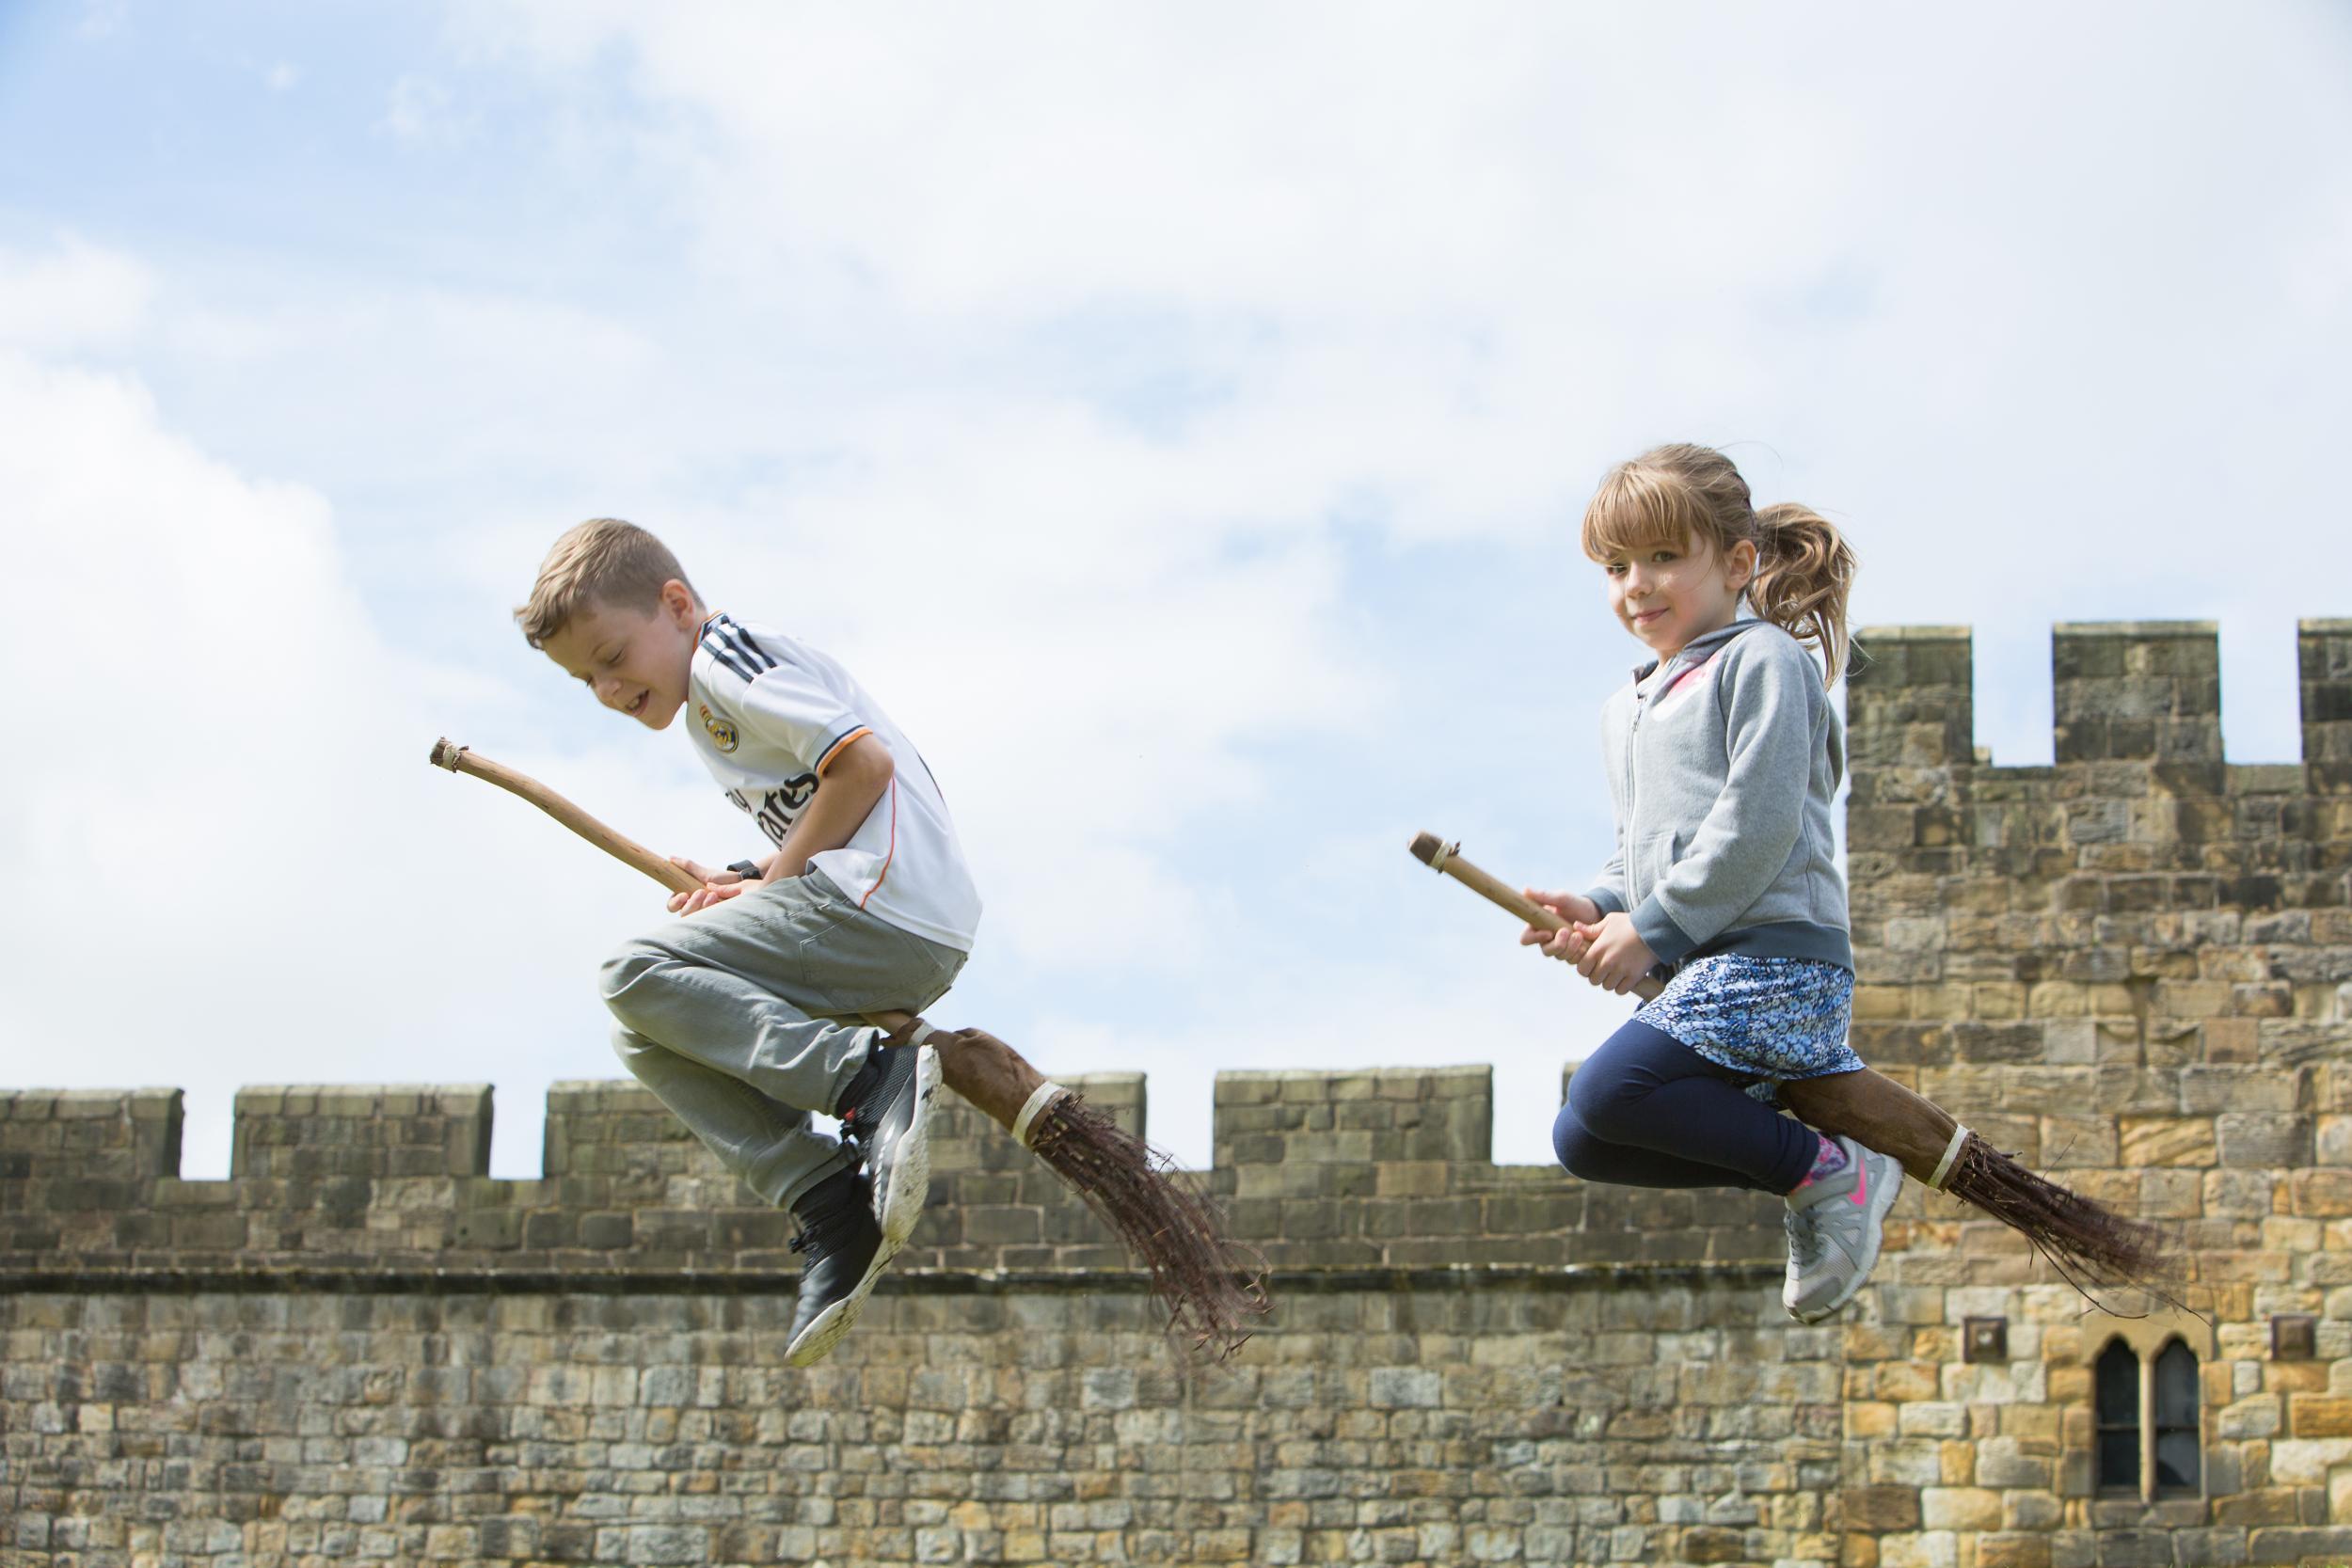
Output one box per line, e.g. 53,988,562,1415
0,1065,1789,1284
1848,616,2352,778
1841,622,2352,1069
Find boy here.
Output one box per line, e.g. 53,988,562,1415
517,517,981,1366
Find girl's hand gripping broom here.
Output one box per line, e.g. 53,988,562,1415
1409,832,2175,1297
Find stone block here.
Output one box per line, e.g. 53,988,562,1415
1920,1486,2002,1531
2246,1526,2352,1564
2289,1397,2352,1438
2118,1117,2215,1167
2289,1169,2352,1218
2218,1115,2314,1169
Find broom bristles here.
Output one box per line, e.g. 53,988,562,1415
1025,1093,1269,1360
1944,1132,2178,1300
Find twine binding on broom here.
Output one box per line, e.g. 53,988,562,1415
1934,1128,2178,1305
1011,1080,1070,1148
1928,1123,1970,1191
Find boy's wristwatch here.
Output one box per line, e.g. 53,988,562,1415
727,861,764,882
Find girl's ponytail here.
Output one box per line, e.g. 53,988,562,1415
1752,503,1858,686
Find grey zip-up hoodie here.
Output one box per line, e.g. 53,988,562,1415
1584,617,1851,972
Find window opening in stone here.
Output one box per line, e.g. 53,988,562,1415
2152,1338,2200,1497
2094,1338,2139,1494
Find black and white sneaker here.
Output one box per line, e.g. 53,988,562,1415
834,1036,940,1249
785,1170,888,1368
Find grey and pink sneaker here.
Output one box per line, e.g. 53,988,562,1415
1782,1134,1903,1323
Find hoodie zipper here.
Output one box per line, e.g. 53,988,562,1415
1620,623,1755,905
1625,652,1673,900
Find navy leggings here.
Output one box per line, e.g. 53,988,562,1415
1552,1018,1817,1195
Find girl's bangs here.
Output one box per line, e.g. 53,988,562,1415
1581,466,1704,562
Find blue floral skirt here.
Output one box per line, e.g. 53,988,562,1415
1636,955,1861,1100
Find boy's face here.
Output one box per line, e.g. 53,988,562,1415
540,580,701,730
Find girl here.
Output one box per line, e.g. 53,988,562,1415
1523,442,1898,1323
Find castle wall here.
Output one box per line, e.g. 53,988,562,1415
1839,620,2352,1568
4,620,2348,1568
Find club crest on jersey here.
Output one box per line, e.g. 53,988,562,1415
699,705,739,753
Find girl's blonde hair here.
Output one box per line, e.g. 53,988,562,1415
1580,443,1859,685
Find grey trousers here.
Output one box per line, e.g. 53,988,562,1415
598,868,966,1210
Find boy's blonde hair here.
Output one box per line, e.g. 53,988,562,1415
515,517,699,649
1580,443,1860,685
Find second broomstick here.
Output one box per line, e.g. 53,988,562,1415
1409,832,2173,1296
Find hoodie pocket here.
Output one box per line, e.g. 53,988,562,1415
1631,830,1684,904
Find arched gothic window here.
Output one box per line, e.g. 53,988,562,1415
2153,1338,2200,1495
2095,1339,2139,1492
2094,1331,2201,1503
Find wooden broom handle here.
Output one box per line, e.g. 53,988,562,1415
1409,831,1979,1180
1408,831,1663,1003
429,738,918,1032
432,739,701,894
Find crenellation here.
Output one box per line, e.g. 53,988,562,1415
0,1085,183,1181
1217,1063,1493,1173
1851,621,2352,790
2049,621,2222,756
6,1069,1799,1291
2301,619,2352,787
231,1084,491,1181
1849,625,1977,772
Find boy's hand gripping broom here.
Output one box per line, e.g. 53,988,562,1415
1409,832,2175,1297
429,738,1268,1358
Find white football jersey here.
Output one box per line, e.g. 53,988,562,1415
685,613,980,953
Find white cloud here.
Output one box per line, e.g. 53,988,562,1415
467,6,1864,321
0,235,154,350
161,288,660,468
0,245,746,1180
438,2,2352,578
136,278,1397,978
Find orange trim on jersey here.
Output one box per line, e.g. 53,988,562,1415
858,779,898,910
817,725,874,775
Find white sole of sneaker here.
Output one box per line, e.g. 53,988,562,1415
1796,1151,1903,1323
785,1044,942,1369
874,1042,939,1249
786,1241,891,1369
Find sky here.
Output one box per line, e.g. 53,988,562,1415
3,2,2347,1180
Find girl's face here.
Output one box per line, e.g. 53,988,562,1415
1598,532,1756,658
